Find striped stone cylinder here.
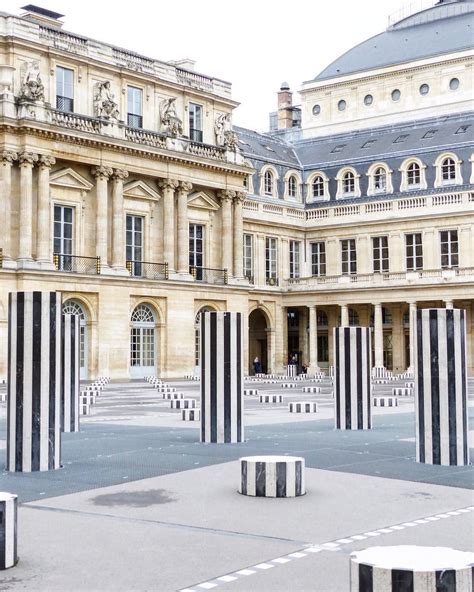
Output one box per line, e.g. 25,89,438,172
281,383,297,389
350,546,473,591
163,392,184,400
415,309,469,466
287,365,297,377
303,386,321,393
182,409,201,421
392,387,412,396
200,312,243,443
334,326,372,430
373,396,398,407
61,314,80,433
0,492,18,569
80,401,90,416
244,389,259,396
7,291,62,472
80,391,96,405
289,402,318,413
259,394,282,403
171,398,196,409
239,456,305,497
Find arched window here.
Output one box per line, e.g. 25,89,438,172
63,299,88,380
317,310,328,326
407,162,421,187
288,175,297,199
373,167,387,193
264,170,274,196
441,157,456,183
312,176,325,198
349,308,359,326
343,171,355,194
195,306,215,368
130,304,156,377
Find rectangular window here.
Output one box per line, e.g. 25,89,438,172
243,234,253,282
372,236,389,273
405,233,423,271
126,215,144,276
54,205,74,270
341,239,356,275
311,242,326,277
265,237,278,284
127,86,143,128
289,240,300,279
189,223,204,280
56,66,74,112
189,103,203,142
440,230,459,269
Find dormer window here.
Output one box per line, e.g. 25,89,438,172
312,176,324,198
264,170,274,196
441,157,456,183
373,167,387,193
288,175,297,199
407,162,421,187
343,171,355,195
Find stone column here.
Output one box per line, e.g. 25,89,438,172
373,303,384,369
111,168,129,271
218,190,235,275
340,304,349,327
91,166,113,269
408,301,417,373
308,305,319,373
36,154,56,266
61,314,80,433
0,492,18,569
18,152,39,263
445,300,454,309
0,151,17,263
233,191,245,278
177,181,192,274
159,179,179,272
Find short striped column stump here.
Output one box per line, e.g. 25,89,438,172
80,401,90,416
171,399,196,409
244,389,259,396
163,392,184,400
303,386,321,393
80,392,96,405
288,402,318,413
281,383,297,389
405,382,414,388
239,456,305,498
156,386,176,393
182,409,201,421
350,546,474,591
85,385,102,392
0,492,18,569
392,387,412,396
286,365,297,377
259,394,283,403
0,393,7,402
373,396,398,407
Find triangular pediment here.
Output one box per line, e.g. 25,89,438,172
50,168,93,191
123,180,160,201
187,191,219,211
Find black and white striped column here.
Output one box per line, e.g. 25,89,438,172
200,312,243,443
239,456,305,497
350,545,473,591
0,492,18,569
334,326,371,430
415,308,469,466
7,292,62,472
61,314,80,433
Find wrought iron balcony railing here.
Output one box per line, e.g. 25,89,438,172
126,260,169,280
53,253,101,275
190,266,228,285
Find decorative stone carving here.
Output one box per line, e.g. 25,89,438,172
38,154,56,169
214,112,240,151
18,152,39,167
91,165,113,180
235,191,247,202
224,129,239,152
0,150,17,164
217,189,236,202
112,168,129,181
158,178,179,191
18,61,45,101
160,98,183,137
94,81,120,121
178,181,193,193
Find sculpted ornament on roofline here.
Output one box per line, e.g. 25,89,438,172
18,61,45,101
160,98,183,137
214,113,240,152
94,81,120,121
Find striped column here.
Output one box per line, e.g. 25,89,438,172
415,308,469,466
239,456,305,497
334,326,372,430
61,314,80,433
0,492,18,569
200,311,243,443
350,545,473,591
7,292,62,472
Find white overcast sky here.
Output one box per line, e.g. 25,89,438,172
4,0,433,130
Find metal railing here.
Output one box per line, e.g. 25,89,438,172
53,253,100,275
56,96,74,113
190,266,228,285
126,260,169,280
127,113,143,129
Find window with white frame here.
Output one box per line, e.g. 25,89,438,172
372,236,389,273
342,171,355,195
341,239,356,275
243,234,254,282
349,308,359,326
312,175,325,199
56,66,74,112
440,230,459,269
189,223,204,280
407,162,421,187
311,242,326,277
54,205,74,270
126,215,144,276
405,233,423,271
265,237,278,283
127,86,143,128
264,170,274,196
288,175,297,199
289,240,300,279
189,103,203,142
373,167,387,193
441,157,456,183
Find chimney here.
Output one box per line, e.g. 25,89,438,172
277,82,293,130
20,5,65,28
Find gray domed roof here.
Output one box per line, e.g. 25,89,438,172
314,0,474,82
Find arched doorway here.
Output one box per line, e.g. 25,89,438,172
130,303,157,378
194,306,215,374
248,309,269,375
63,299,88,380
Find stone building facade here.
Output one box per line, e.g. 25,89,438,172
0,1,473,380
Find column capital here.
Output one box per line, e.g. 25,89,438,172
235,191,247,203
217,189,236,202
112,168,129,181
91,165,113,180
38,154,56,169
18,151,38,167
178,181,193,193
1,150,18,165
159,178,179,191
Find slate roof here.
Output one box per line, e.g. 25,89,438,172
235,126,300,167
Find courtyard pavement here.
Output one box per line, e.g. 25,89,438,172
0,379,472,591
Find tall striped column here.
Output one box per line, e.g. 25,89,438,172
334,326,371,430
415,309,469,466
0,492,18,569
7,292,62,472
61,314,80,433
200,311,244,443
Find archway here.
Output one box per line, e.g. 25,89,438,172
248,309,269,375
63,299,89,380
130,303,157,378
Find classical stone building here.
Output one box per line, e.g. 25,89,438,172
0,1,473,380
